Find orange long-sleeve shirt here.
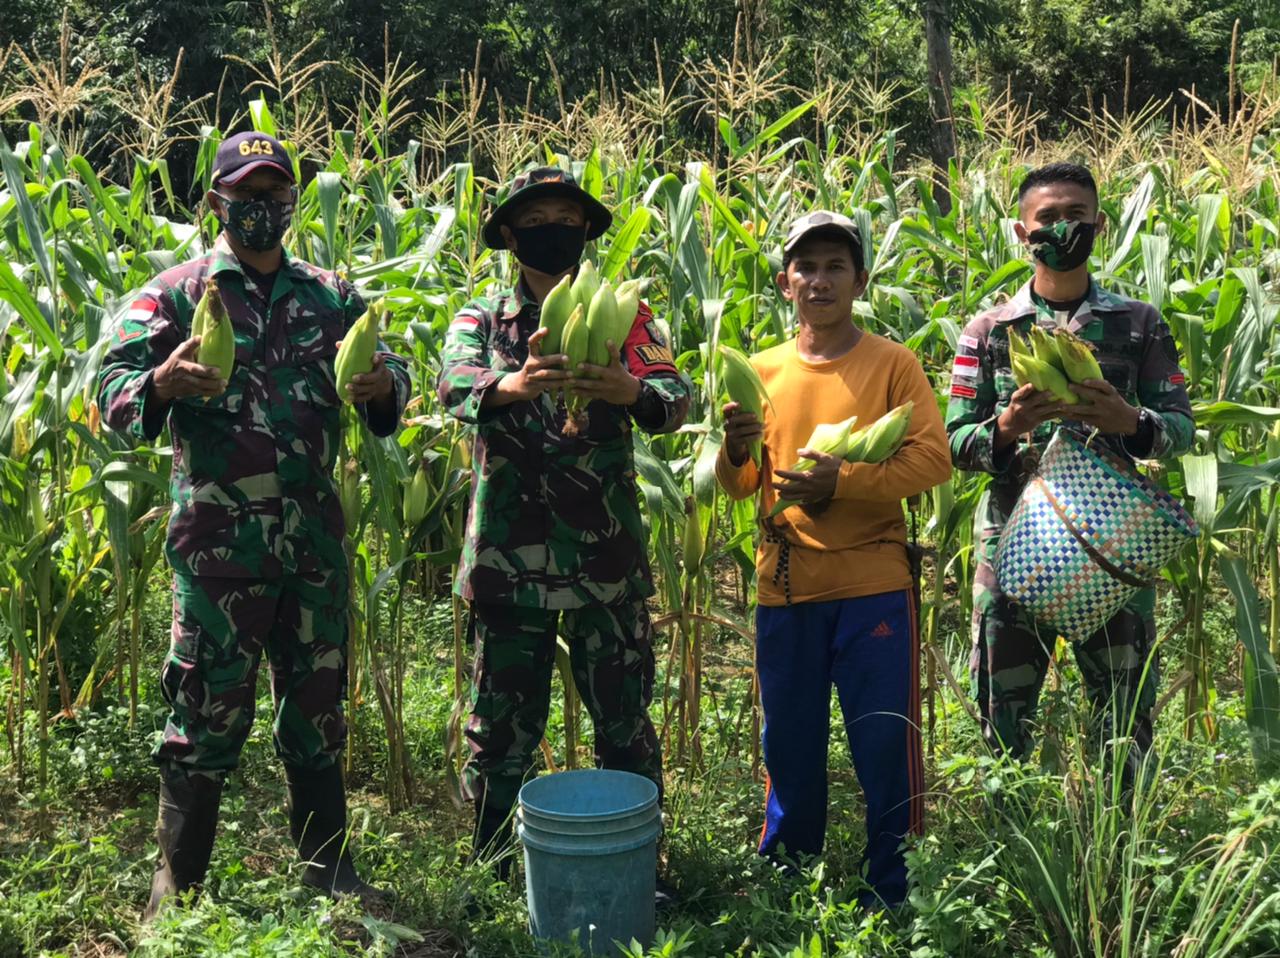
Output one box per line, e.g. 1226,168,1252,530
716,332,951,607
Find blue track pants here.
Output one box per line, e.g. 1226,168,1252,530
756,589,925,906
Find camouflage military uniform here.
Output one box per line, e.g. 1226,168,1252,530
98,234,410,779
945,279,1194,758
438,282,689,814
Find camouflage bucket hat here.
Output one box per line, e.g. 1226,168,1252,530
783,210,864,262
482,167,612,249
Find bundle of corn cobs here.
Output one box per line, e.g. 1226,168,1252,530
540,260,644,433
1008,325,1103,406
768,402,915,517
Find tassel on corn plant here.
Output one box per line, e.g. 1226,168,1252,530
718,344,773,467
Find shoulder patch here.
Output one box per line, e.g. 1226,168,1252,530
126,297,159,322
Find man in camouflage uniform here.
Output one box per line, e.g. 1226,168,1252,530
97,132,410,917
437,167,689,884
945,162,1194,768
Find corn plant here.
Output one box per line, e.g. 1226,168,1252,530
2,44,1279,806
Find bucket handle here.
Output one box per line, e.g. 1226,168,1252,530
1032,477,1150,589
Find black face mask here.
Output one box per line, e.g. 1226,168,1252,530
509,223,586,275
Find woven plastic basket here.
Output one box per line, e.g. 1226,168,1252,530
995,429,1198,640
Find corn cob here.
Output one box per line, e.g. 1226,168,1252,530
1007,327,1032,361
195,279,234,386
538,274,575,355
561,303,590,372
339,458,362,535
683,500,704,575
559,303,592,433
769,402,914,517
717,344,773,467
790,415,860,472
570,259,600,313
585,280,618,370
403,464,431,526
335,299,382,399
1028,325,1063,370
613,280,641,345
843,400,915,463
1011,352,1080,404
1054,328,1103,384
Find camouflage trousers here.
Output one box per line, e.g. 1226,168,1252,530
462,598,663,818
970,561,1158,760
153,569,349,781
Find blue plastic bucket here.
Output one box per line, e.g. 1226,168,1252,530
517,769,661,955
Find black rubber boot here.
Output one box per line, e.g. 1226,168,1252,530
285,764,385,904
143,769,224,921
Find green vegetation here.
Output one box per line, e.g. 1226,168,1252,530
2,22,1280,957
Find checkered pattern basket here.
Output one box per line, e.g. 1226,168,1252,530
995,430,1198,640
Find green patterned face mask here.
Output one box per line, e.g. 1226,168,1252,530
214,192,295,252
1027,219,1096,271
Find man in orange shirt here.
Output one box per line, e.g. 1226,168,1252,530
716,211,951,908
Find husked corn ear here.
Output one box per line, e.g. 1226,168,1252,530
1028,325,1063,370
195,279,234,388
571,259,600,313
1054,328,1103,384
844,401,914,463
538,275,574,354
586,280,618,369
403,464,431,526
717,344,773,467
335,299,382,399
1012,352,1079,404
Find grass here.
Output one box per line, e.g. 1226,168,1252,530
3,582,1280,958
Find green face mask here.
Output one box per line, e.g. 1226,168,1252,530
1027,219,1096,272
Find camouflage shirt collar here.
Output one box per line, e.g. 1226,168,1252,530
208,233,314,284
997,278,1129,324
501,277,539,320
